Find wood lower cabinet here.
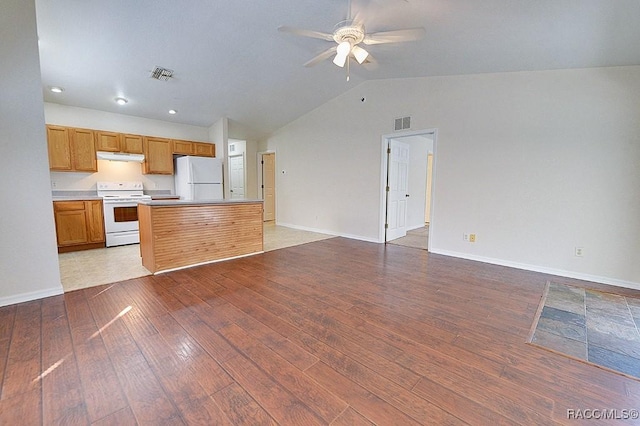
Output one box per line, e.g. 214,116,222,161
143,137,173,174
54,200,105,252
47,125,97,172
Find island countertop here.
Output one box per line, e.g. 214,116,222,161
138,199,264,273
138,198,263,207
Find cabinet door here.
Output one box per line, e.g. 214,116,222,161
121,134,144,154
95,131,121,152
71,128,97,172
47,125,72,170
143,137,173,174
194,142,215,157
54,202,89,246
172,139,194,155
86,200,105,243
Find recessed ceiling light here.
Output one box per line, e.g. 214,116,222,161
115,97,128,105
169,109,177,115
50,86,64,93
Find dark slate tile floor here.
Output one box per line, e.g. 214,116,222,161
530,282,640,379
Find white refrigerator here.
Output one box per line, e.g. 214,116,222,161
175,156,224,200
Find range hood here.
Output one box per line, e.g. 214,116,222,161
97,151,145,162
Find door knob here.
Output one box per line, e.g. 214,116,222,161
405,194,410,197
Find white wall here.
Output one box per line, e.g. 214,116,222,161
51,161,173,192
209,117,228,159
0,0,63,306
45,103,213,191
45,103,211,140
265,66,640,288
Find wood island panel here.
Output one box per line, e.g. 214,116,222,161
138,202,263,273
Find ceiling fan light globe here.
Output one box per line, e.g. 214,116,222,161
336,41,352,56
352,45,369,64
333,52,348,67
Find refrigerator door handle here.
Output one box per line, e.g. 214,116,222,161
189,163,194,184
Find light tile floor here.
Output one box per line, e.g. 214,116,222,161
59,222,334,292
530,282,640,379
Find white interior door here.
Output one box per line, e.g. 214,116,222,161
229,154,245,199
386,139,410,241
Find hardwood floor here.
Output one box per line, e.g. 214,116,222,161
1,238,639,425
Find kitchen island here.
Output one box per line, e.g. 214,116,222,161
137,199,263,273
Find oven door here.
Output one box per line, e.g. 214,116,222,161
103,201,139,233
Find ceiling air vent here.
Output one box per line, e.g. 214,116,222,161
150,66,174,81
394,116,411,131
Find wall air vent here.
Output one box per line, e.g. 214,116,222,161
150,66,174,81
394,116,411,131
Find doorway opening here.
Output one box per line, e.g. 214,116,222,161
229,153,246,199
258,151,276,222
379,129,436,251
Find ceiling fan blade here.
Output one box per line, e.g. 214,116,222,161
278,26,334,41
363,27,426,45
361,53,378,70
303,46,338,67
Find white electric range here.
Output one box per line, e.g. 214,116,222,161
97,181,151,247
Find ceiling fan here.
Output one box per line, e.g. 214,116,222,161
278,0,425,80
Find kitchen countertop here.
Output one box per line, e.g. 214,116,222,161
52,195,103,201
52,191,180,202
149,195,181,200
139,199,263,207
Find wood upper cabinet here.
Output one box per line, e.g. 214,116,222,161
47,125,97,172
53,200,105,251
95,131,144,154
194,142,215,157
71,128,98,171
121,134,144,154
143,136,173,174
172,139,215,157
47,123,213,174
95,130,121,152
172,139,194,155
47,125,72,170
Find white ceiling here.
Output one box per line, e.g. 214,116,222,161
35,0,640,138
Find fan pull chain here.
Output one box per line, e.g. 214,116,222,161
346,56,350,81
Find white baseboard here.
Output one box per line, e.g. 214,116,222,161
429,248,640,291
0,286,64,308
276,222,380,244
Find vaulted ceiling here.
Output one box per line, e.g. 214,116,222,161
35,0,640,138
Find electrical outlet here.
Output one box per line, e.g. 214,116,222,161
469,234,476,243
463,233,469,241
575,247,584,257
51,180,57,188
